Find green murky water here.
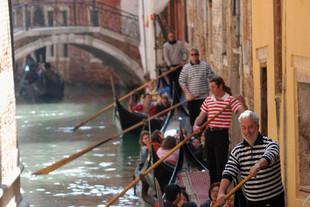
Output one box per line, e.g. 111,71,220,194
16,85,140,207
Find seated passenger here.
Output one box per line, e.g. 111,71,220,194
200,182,220,207
155,93,171,118
129,93,157,116
135,131,151,175
163,184,182,207
145,80,160,102
156,136,179,165
151,130,164,152
189,137,203,161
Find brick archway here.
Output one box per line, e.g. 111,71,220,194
15,34,143,84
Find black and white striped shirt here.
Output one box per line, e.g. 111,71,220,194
179,60,215,100
222,133,284,202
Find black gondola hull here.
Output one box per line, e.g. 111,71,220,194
114,100,164,136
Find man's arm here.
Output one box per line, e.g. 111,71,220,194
163,45,172,67
215,178,232,206
230,95,247,114
249,157,269,177
193,111,208,131
249,141,280,177
236,95,247,113
179,66,194,100
181,86,194,101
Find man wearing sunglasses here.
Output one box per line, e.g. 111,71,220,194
179,48,215,126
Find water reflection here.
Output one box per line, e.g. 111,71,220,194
17,86,140,206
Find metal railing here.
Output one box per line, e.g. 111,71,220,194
12,0,140,40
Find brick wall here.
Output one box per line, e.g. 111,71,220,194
0,0,23,206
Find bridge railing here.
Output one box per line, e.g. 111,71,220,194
12,1,140,41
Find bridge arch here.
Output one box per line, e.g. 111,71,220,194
15,34,144,84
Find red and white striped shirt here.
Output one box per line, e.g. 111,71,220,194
200,93,242,128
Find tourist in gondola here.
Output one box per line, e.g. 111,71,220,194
179,48,215,126
162,184,182,207
193,76,246,184
216,110,285,207
163,31,188,97
188,137,203,162
129,93,157,116
200,182,220,207
156,136,179,165
183,202,198,207
144,73,160,102
135,131,151,175
155,93,171,119
151,130,163,152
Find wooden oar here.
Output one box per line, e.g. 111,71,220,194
213,174,253,207
225,174,252,199
106,104,230,206
32,100,186,175
72,66,181,131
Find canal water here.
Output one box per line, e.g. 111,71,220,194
16,85,140,207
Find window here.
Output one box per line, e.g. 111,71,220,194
298,82,310,191
50,45,54,57
48,11,53,26
90,9,99,26
63,44,68,57
61,10,68,26
260,66,268,136
25,7,31,29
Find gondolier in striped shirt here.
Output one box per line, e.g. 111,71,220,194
193,76,246,183
179,48,215,126
216,110,285,207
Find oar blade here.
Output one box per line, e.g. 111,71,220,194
33,101,184,175
32,136,116,175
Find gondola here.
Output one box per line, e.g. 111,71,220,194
18,62,64,102
113,99,165,135
139,88,211,205
140,99,246,206
142,135,210,206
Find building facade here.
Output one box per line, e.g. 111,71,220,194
140,0,310,205
151,0,252,146
252,0,310,206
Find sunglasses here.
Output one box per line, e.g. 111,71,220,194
191,53,199,56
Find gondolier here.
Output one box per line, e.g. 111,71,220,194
179,49,215,126
193,76,246,183
216,110,285,207
163,31,188,97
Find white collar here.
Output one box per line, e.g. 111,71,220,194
211,92,230,101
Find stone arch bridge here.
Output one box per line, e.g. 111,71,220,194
13,1,143,86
